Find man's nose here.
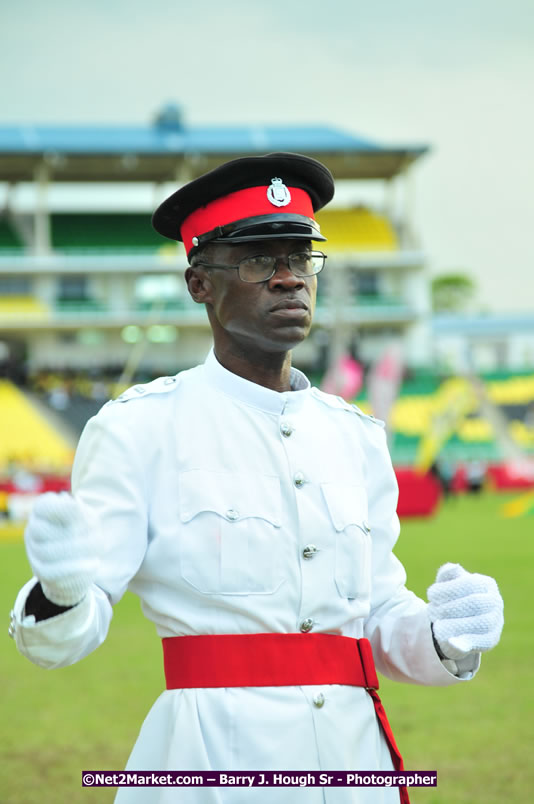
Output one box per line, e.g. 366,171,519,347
268,257,305,289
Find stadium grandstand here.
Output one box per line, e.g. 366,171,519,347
0,106,431,378
1,106,533,518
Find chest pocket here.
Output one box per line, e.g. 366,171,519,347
178,469,284,595
321,483,371,601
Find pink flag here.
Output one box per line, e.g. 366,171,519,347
367,344,404,426
321,354,363,400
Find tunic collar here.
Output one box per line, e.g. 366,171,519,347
203,348,310,415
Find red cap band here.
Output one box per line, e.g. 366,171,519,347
180,185,314,254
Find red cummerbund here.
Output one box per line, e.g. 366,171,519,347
162,633,379,690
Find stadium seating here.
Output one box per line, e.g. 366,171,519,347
44,394,103,437
0,381,73,472
354,371,534,467
0,218,23,251
315,207,398,252
54,298,107,313
50,213,165,252
0,296,50,317
0,210,400,255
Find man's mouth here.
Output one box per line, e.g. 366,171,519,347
269,298,309,313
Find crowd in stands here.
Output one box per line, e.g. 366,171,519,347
30,370,118,407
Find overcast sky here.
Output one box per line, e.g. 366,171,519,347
1,0,533,312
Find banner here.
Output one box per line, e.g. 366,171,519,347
321,354,363,400
415,378,475,474
367,344,404,428
500,490,534,518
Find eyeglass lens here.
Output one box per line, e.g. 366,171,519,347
238,252,325,282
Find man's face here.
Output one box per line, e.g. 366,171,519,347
191,239,318,355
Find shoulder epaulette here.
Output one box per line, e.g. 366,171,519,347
311,387,385,427
110,374,182,404
350,403,385,428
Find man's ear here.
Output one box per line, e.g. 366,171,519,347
185,265,214,305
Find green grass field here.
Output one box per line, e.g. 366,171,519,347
1,492,532,803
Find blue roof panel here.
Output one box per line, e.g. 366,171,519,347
0,123,423,156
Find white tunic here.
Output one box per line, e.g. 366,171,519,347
12,350,476,803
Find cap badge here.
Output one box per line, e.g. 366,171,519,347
267,177,291,207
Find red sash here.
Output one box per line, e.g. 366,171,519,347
163,633,409,803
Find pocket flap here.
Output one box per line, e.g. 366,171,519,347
321,483,369,531
179,469,281,526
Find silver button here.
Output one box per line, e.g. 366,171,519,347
302,544,318,560
192,236,199,246
312,692,325,708
280,422,293,437
226,509,239,521
300,617,314,633
294,472,305,488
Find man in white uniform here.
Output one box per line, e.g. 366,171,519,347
10,153,503,803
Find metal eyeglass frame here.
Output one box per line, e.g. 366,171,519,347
194,251,327,284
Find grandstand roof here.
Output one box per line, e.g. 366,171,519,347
0,120,428,183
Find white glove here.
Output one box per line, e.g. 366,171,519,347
24,492,99,607
427,563,504,661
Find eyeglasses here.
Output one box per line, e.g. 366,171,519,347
195,251,327,284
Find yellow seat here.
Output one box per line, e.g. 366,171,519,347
316,207,398,252
0,296,50,317
0,381,73,472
